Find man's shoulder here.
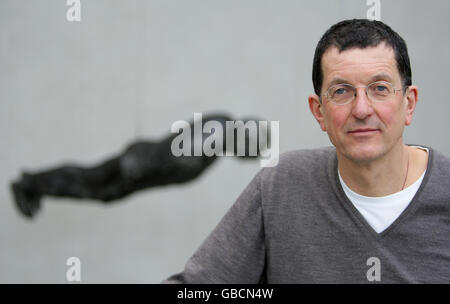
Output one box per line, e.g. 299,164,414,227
276,146,335,168
430,147,450,164
429,147,450,178
412,147,450,207
259,146,335,181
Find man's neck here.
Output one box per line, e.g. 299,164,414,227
337,143,420,197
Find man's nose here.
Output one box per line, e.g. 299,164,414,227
351,87,374,119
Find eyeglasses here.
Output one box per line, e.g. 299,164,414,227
320,81,406,105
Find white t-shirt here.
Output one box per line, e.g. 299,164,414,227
338,147,428,234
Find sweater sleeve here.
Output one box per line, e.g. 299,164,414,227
162,171,266,283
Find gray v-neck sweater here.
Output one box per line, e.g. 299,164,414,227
164,146,450,283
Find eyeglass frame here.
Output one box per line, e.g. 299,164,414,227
319,81,408,105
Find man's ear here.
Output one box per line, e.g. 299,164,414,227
404,85,418,126
308,94,327,132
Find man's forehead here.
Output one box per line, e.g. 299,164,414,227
321,44,398,83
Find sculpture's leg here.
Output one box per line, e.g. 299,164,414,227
11,156,127,218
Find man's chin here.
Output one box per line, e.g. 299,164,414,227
339,146,384,163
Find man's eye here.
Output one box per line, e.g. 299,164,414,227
375,85,388,92
335,88,347,95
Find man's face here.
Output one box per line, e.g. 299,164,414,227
309,43,418,163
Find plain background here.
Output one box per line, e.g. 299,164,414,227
1,0,449,283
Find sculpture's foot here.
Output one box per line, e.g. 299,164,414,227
11,180,42,219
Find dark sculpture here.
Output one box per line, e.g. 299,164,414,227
10,113,269,218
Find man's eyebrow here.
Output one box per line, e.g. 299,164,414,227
326,73,394,89
368,73,393,82
327,77,349,88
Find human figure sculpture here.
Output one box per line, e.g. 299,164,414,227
10,113,270,218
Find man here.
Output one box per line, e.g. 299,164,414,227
163,19,450,283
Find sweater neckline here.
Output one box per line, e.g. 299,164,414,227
328,145,434,240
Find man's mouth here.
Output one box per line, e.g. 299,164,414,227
347,128,380,134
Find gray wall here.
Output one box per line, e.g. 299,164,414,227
1,0,449,283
